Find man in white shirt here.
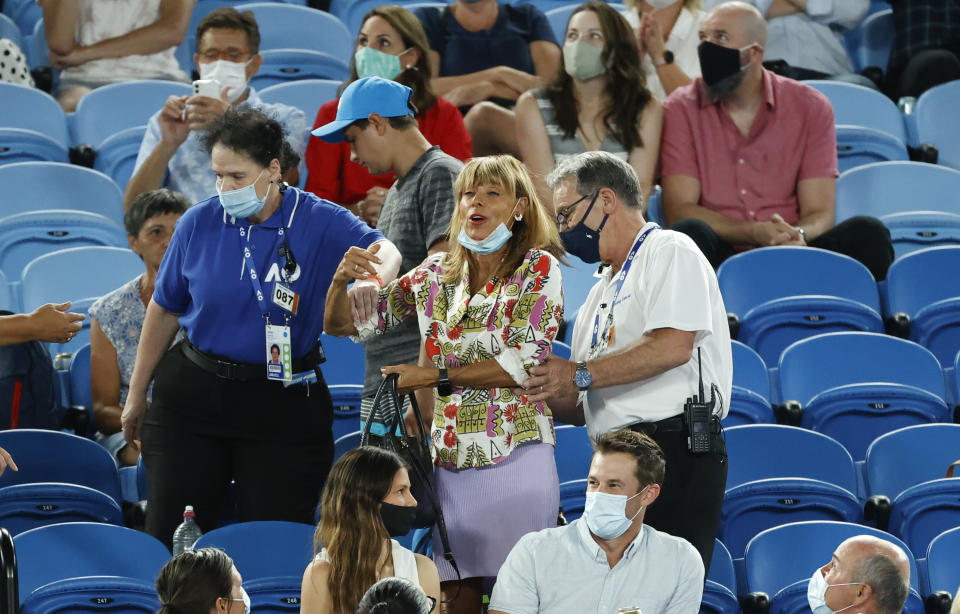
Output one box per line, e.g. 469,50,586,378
523,150,731,573
489,429,704,614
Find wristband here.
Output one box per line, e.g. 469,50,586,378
368,274,383,288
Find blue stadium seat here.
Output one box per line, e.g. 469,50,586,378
234,3,353,61
0,161,124,223
73,80,192,149
14,522,169,613
915,79,960,171
743,521,924,614
195,521,316,614
701,539,739,614
545,4,577,41
721,425,861,558
864,424,960,557
804,80,907,143
836,162,960,258
93,125,148,191
0,127,69,166
852,9,893,73
259,78,341,128
551,339,572,360
252,51,349,90
559,478,587,523
833,126,909,172
728,341,773,425
560,255,600,314
68,343,95,437
333,430,360,463
553,424,593,483
0,82,70,150
886,246,960,366
0,10,23,48
25,19,49,70
328,0,429,35
646,184,664,226
779,332,950,460
330,383,362,441
717,247,884,366
0,430,124,533
0,210,126,287
1,0,41,41
0,270,10,312
924,526,960,597
319,332,364,386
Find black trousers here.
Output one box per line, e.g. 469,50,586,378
142,342,334,549
672,216,895,281
641,428,727,577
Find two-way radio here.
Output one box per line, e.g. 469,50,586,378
683,347,717,453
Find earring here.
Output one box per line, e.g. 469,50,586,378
514,214,523,221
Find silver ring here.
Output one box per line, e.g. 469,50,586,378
540,385,544,393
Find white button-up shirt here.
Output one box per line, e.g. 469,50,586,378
490,520,704,614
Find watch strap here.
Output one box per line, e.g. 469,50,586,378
437,367,452,396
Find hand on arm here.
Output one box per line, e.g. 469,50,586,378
325,245,385,337
122,301,181,447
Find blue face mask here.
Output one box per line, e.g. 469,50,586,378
457,202,520,255
217,170,270,219
583,485,649,539
559,191,608,263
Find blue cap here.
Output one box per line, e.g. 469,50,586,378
310,76,414,143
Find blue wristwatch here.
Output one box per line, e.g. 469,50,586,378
574,361,592,391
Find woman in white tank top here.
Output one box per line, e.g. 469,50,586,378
300,447,441,614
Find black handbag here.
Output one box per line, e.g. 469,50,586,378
360,374,460,579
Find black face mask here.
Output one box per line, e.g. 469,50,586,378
697,40,749,86
380,501,417,537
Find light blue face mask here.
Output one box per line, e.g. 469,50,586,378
583,485,649,539
217,170,270,219
355,46,411,81
456,202,521,255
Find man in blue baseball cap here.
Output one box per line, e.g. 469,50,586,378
312,76,463,437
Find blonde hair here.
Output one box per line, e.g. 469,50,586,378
441,156,565,285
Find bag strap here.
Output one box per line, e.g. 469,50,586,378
947,460,960,478
361,374,404,445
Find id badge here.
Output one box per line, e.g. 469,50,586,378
272,282,299,315
265,323,293,382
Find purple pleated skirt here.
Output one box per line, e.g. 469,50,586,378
432,441,559,581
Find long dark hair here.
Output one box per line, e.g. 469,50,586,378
545,1,652,152
348,6,438,114
316,446,407,614
156,548,235,614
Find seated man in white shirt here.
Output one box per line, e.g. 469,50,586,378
489,429,704,614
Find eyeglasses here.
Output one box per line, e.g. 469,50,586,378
556,190,599,229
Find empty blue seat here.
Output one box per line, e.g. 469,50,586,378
744,521,924,614
924,526,960,597
93,125,148,190
852,9,893,73
0,127,69,166
805,81,907,143
886,246,960,366
0,161,123,223
0,82,69,145
68,343,95,435
551,339,572,360
721,425,861,558
0,210,126,286
559,478,587,523
328,0,407,35
1,0,41,37
833,126,909,172
916,79,960,172
14,522,170,613
553,424,593,483
728,340,773,425
836,161,960,258
252,51,349,91
0,270,10,312
779,332,950,460
333,430,360,463
0,10,23,47
701,539,739,614
0,483,123,535
74,80,192,148
195,521,316,614
864,424,960,557
259,78,341,127
319,333,364,386
330,383,362,441
545,4,577,41
234,3,353,61
560,255,600,314
718,247,883,366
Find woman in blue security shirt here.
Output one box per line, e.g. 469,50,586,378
121,108,402,549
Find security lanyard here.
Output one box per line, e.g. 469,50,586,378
237,192,298,324
589,224,659,352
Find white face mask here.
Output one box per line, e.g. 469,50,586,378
646,0,677,9
807,567,862,614
198,59,251,103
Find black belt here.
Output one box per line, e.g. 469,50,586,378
628,414,722,437
180,339,323,382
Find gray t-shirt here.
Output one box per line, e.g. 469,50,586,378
361,146,463,426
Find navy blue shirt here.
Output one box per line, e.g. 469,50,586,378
416,2,557,77
154,187,382,363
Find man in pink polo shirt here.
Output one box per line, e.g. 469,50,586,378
660,1,893,280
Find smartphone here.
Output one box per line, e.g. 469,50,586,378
192,79,221,99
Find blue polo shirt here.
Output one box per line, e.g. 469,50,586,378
154,187,382,363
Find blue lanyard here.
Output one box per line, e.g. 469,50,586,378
237,193,295,323
590,224,659,352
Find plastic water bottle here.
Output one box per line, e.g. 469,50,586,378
172,505,203,556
